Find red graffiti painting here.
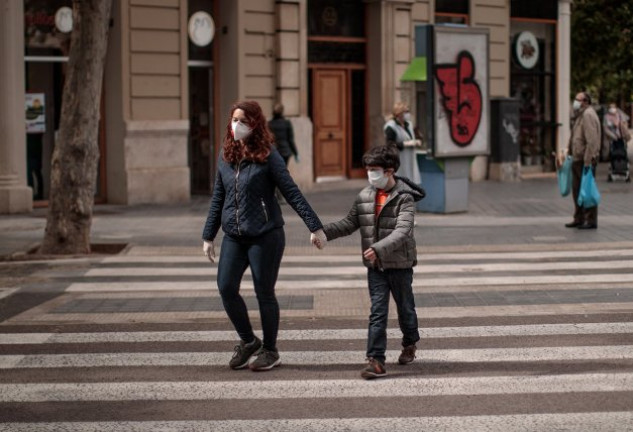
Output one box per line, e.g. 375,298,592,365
434,51,482,147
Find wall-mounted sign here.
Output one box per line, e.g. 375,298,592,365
55,6,73,33
26,93,46,134
188,11,215,47
514,31,539,69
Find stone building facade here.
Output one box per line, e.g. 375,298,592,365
0,0,571,213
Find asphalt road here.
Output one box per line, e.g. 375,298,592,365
1,242,633,430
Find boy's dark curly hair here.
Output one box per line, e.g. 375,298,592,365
361,144,401,171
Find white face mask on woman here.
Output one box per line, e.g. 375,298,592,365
231,119,252,141
403,112,411,123
367,168,389,189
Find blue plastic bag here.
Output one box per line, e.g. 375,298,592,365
577,166,601,208
557,156,572,197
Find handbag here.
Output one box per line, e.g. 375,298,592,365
577,166,601,208
557,155,572,197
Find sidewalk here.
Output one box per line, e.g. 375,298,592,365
1,162,633,259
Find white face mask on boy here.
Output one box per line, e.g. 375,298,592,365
367,168,389,189
231,120,252,141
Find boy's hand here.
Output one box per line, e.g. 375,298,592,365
363,247,377,263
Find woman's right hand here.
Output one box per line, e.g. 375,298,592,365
203,240,215,263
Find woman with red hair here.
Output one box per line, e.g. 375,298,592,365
202,100,326,371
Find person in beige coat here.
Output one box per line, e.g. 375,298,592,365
566,92,601,229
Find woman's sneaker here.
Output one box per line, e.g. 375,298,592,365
361,357,387,380
398,344,417,365
229,337,262,370
249,348,281,371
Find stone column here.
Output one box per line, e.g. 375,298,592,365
0,0,33,213
556,0,572,154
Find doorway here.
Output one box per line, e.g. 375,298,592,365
308,0,367,180
188,66,213,194
187,0,215,194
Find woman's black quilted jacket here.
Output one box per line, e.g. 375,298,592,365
202,148,322,241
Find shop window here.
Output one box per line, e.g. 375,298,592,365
435,0,468,26
24,0,107,204
510,25,557,170
511,0,557,21
308,0,365,38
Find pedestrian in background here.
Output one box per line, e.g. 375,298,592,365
268,103,298,167
602,103,631,161
202,100,326,372
268,103,299,203
566,91,601,230
319,144,425,379
383,102,422,185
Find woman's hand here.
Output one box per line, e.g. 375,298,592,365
203,240,215,263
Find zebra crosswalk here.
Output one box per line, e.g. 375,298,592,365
1,247,633,430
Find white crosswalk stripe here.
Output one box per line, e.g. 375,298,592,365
2,413,633,432
2,345,632,369
1,322,632,344
1,247,633,429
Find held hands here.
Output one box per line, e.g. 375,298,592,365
310,229,327,250
203,240,215,263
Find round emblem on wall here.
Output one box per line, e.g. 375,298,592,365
55,6,73,33
188,11,215,47
514,31,539,69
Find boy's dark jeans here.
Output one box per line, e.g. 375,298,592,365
366,267,420,364
217,228,285,351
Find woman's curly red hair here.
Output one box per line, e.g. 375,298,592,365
223,100,274,164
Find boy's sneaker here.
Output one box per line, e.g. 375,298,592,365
249,348,281,371
229,336,262,370
398,344,417,365
361,357,387,380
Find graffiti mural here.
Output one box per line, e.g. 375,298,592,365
434,51,483,147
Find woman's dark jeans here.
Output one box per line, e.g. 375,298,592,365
366,267,420,363
217,228,285,351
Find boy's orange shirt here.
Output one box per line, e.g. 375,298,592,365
375,189,389,217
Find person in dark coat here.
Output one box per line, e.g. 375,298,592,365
268,103,298,166
202,100,326,372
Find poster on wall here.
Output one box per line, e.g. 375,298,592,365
25,93,46,134
433,27,489,158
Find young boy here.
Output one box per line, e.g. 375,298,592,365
321,144,425,379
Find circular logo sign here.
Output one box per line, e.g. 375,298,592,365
55,6,73,33
188,11,215,47
514,31,539,69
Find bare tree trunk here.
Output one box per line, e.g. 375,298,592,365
40,0,113,255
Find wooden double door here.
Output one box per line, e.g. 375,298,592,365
313,69,347,179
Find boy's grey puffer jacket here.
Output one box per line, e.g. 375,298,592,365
322,176,425,269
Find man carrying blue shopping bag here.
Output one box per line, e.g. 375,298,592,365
566,91,601,230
